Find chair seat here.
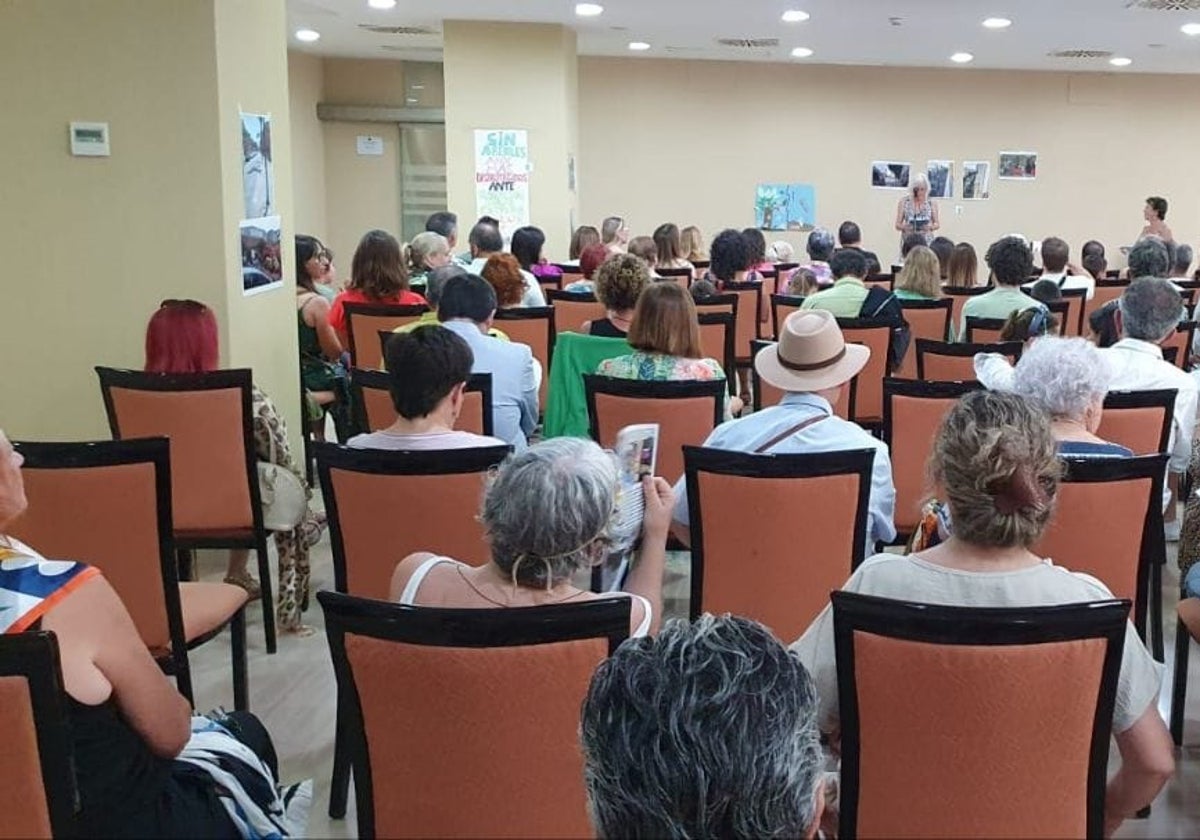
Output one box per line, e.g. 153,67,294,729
179,582,248,641
175,527,256,545
1180,598,1200,642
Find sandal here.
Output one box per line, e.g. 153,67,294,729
280,624,317,638
224,571,262,599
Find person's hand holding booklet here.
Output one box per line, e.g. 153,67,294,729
609,423,660,553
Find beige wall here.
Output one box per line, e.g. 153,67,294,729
577,58,1200,266
322,122,402,267
288,51,327,239
324,57,407,107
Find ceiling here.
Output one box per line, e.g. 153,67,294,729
287,0,1200,73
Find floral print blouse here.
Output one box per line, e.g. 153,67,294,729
596,351,734,418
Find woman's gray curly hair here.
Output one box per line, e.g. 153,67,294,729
1012,336,1111,423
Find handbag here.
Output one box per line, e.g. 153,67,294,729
257,431,307,532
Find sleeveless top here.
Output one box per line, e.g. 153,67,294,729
297,293,324,364
0,539,100,633
587,318,628,338
900,196,934,246
399,555,653,638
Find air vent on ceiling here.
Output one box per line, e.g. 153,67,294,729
715,37,780,49
380,45,442,53
1126,0,1200,10
358,24,440,36
1047,49,1114,59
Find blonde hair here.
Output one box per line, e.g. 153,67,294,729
910,172,930,198
601,216,625,244
405,231,449,273
896,246,942,298
680,226,707,261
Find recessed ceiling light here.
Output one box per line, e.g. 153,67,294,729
1183,22,1200,35
295,28,320,42
791,47,814,58
367,0,396,9
782,10,810,23
950,52,974,63
982,17,1011,29
575,3,604,16
1109,56,1132,66
628,41,651,51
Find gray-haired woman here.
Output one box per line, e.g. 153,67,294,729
894,172,939,251
388,437,672,636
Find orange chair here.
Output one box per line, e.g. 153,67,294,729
1055,287,1087,336
1170,597,1200,744
493,306,556,409
11,437,250,710
963,315,1007,343
319,590,629,838
547,289,606,336
864,272,894,292
350,369,493,437
770,293,806,341
750,339,850,418
1084,278,1130,325
96,367,278,653
682,445,875,641
836,318,892,430
697,309,736,396
832,591,1129,839
553,263,584,288
882,379,981,539
1162,321,1196,372
584,375,724,483
344,303,429,370
896,298,953,379
915,339,1023,382
941,285,992,338
774,262,800,289
720,281,764,369
656,267,692,287
1097,389,1175,455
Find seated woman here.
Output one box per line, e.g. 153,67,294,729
582,253,650,337
653,223,695,272
0,432,291,837
597,282,744,418
481,253,527,309
567,225,601,264
563,243,610,293
801,228,836,286
295,234,351,442
680,225,707,264
785,267,820,297
511,225,561,284
146,300,323,635
796,391,1174,835
329,229,428,343
945,241,980,288
742,228,774,273
388,437,672,637
296,234,337,302
404,231,452,294
972,307,1060,390
627,236,660,278
894,245,942,300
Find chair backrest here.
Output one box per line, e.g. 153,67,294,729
695,310,736,396
774,262,800,289
683,445,875,641
584,375,724,482
1032,454,1166,639
350,369,493,438
882,379,982,535
1085,278,1130,325
940,284,992,334
534,273,561,295
96,367,260,533
770,293,806,341
547,290,607,336
750,339,850,418
864,273,894,292
896,298,953,379
963,315,1007,343
493,306,556,409
1162,321,1196,372
318,590,629,839
1098,389,1175,455
345,303,429,370
1056,287,1087,336
0,632,77,839
9,438,181,654
692,259,711,273
656,267,692,287
316,443,511,599
836,318,892,425
915,339,1023,382
721,281,764,363
832,591,1128,839
552,263,584,288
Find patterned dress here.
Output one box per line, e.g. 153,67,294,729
596,351,734,418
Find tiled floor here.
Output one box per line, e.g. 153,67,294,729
187,537,1199,837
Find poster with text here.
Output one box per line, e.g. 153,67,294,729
240,112,274,219
241,215,283,296
474,129,530,242
998,151,1038,180
962,161,991,200
755,183,816,231
927,160,954,198
871,161,911,189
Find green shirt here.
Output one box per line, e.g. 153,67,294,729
800,277,868,318
958,287,1039,340
894,288,935,301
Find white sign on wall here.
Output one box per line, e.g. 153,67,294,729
356,135,384,156
474,129,530,242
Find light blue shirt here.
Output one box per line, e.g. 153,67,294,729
441,320,539,451
671,392,897,554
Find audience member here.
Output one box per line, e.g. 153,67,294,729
802,228,836,286
1171,243,1194,281
388,437,672,637
1088,299,1122,348
602,216,630,255
565,243,611,293
627,235,659,274
467,221,545,306
958,236,1039,338
581,615,825,839
794,390,1173,836
1082,239,1106,260
1029,236,1094,299
436,274,539,451
771,239,796,263
511,225,562,283
1028,278,1063,305
1128,236,1170,280
394,265,511,341
680,225,707,262
900,232,927,259
145,300,324,633
689,278,719,302
803,247,907,370
584,253,650,337
1083,251,1109,282
672,311,896,553
569,225,601,262
1141,196,1173,243
295,234,350,440
894,245,942,300
597,282,743,418
742,228,773,272
404,231,452,292
786,267,820,297
929,236,955,280
945,242,980,288
1000,306,1059,343
707,228,757,285
481,253,527,309
835,220,881,275
653,223,695,271
328,229,428,340
426,210,466,264
296,233,336,302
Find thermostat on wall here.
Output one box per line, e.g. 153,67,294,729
70,122,110,156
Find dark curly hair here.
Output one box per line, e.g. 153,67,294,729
985,236,1034,287
709,229,751,282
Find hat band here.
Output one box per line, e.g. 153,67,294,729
776,345,846,372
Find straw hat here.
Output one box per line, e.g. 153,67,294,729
754,310,870,393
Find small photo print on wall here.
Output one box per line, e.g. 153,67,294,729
962,161,991,200
998,151,1037,180
755,183,816,231
241,216,283,296
927,160,954,198
871,161,911,189
240,112,274,219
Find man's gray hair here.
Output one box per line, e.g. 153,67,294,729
425,264,467,308
1128,237,1170,280
480,438,618,588
1173,243,1194,277
581,615,824,838
1012,336,1111,422
1119,277,1184,343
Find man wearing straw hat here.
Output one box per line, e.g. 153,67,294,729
671,310,896,554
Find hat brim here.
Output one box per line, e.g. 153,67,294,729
754,341,871,394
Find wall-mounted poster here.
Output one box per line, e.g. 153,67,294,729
871,161,911,189
240,216,282,296
962,161,991,200
754,183,816,231
998,151,1038,180
474,129,530,241
927,160,953,198
240,112,274,218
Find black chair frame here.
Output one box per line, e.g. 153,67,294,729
583,375,725,442
749,339,777,412
697,310,737,396
318,590,630,838
351,367,495,438
962,315,1010,342
1171,600,1193,744
831,591,1129,840
835,317,894,427
343,302,429,367
492,306,557,385
881,377,982,447
1102,389,1176,457
914,339,1023,380
96,366,276,654
655,267,693,285
721,280,765,365
770,293,806,339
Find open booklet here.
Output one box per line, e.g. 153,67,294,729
601,423,660,590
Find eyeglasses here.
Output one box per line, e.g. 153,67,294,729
318,248,334,261
160,298,208,310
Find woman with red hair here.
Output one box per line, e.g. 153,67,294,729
145,300,324,636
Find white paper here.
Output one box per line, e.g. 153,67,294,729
356,135,384,156
474,129,531,243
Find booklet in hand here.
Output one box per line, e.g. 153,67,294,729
608,423,660,554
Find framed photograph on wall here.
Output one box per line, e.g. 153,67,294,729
998,151,1037,180
927,160,953,198
962,161,991,200
754,183,816,231
871,161,911,189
